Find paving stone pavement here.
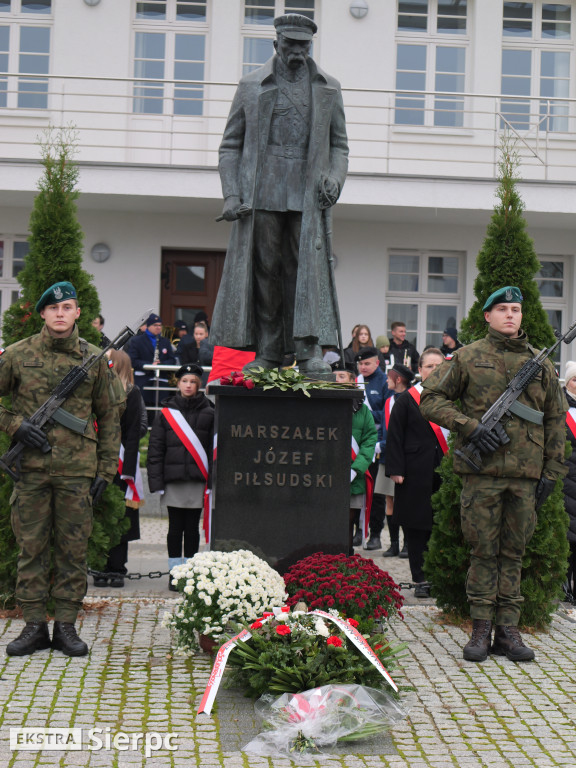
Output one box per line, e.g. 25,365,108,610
1,515,575,768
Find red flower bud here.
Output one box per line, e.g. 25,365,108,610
244,378,255,389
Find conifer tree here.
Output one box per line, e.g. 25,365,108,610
0,127,127,608
424,137,570,628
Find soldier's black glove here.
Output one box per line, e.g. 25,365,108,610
468,424,501,453
14,419,51,452
535,476,555,510
90,477,108,505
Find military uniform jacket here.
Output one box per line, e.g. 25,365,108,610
420,327,567,480
0,325,123,481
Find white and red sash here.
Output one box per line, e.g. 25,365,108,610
161,407,211,537
351,435,374,543
384,394,395,429
118,444,144,503
408,383,449,455
567,407,576,440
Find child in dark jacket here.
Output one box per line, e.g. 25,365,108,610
147,364,214,590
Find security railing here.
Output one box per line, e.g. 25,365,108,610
142,363,212,425
1,73,576,181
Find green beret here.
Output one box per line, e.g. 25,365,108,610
35,281,78,313
482,286,523,312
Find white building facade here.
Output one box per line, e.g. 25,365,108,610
1,0,576,366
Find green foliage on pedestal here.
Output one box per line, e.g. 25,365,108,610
0,127,126,608
424,137,570,628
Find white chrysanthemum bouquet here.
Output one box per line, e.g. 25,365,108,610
162,550,287,654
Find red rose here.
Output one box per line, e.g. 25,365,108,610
327,636,342,647
231,372,244,386
346,618,359,628
250,621,263,629
220,375,232,385
244,378,255,389
276,625,291,636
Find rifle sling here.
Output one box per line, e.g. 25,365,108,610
509,400,544,425
52,407,89,435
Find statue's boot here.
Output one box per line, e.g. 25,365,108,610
295,339,331,374
242,357,281,374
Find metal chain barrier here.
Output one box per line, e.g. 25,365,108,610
88,568,169,581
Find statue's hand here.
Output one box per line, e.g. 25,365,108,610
318,176,340,209
221,195,243,221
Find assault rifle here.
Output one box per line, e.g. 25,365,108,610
455,318,576,472
0,309,152,482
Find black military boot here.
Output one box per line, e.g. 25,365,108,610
365,535,381,550
51,622,89,657
6,621,51,656
491,625,535,662
463,619,492,662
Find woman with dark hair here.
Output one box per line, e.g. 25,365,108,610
147,363,214,590
386,349,447,597
344,325,374,368
94,349,147,588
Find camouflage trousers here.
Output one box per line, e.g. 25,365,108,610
10,473,93,623
460,475,538,626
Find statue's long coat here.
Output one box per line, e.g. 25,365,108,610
210,55,349,350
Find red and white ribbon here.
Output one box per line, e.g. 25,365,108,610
351,436,374,543
161,408,209,480
567,407,576,440
118,445,144,502
203,432,217,546
310,610,397,691
197,628,252,715
408,383,449,455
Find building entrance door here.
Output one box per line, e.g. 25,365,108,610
160,249,226,330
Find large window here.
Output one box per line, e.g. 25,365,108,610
395,1,468,127
242,0,315,73
133,0,207,116
0,1,51,110
501,2,572,132
536,256,569,369
386,250,463,351
0,237,29,339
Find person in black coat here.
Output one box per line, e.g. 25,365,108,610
129,313,177,426
386,348,446,597
562,360,576,601
94,350,147,588
147,364,214,590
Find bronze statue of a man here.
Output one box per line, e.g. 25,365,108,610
210,13,349,373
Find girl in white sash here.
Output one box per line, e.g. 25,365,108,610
147,364,214,591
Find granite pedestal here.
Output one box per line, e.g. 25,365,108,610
210,385,363,572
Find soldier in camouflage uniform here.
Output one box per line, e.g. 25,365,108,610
2,282,123,657
420,287,567,662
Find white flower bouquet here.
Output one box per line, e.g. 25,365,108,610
162,550,287,654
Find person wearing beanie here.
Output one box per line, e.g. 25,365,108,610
562,361,576,604
129,313,177,426
376,334,391,371
441,327,463,357
421,286,567,663
147,364,214,591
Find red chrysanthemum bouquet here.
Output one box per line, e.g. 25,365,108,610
284,553,404,634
